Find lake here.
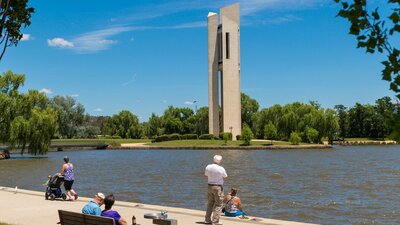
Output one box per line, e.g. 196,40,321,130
0,145,399,225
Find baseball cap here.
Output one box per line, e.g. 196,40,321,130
96,193,105,199
213,155,222,164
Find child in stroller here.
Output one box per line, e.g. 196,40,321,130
45,173,67,200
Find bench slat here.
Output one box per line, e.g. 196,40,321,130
58,210,115,225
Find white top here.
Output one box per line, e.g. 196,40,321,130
205,163,228,185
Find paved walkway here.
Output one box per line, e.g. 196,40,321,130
0,186,318,225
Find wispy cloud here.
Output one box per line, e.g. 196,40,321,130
122,74,137,86
162,100,168,104
72,26,139,53
48,0,325,53
48,38,74,48
70,94,79,98
48,26,143,53
238,0,326,15
169,21,206,29
184,101,194,105
247,14,303,25
21,34,32,41
93,108,103,112
39,88,53,94
184,100,197,105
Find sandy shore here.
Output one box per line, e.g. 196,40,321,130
0,186,318,225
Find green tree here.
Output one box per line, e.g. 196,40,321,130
306,127,320,144
241,124,253,146
51,96,86,138
324,109,339,144
335,0,400,96
146,113,162,138
24,108,57,155
194,106,209,135
241,92,259,130
334,104,348,140
103,110,141,138
161,106,195,134
289,131,301,145
264,122,277,142
0,0,34,61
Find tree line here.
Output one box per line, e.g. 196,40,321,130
1,71,399,155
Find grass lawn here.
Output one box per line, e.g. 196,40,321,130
342,138,388,141
147,139,307,147
51,138,151,146
0,222,13,225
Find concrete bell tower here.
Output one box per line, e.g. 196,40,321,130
208,3,241,140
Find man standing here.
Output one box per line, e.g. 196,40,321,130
82,193,105,216
204,155,228,225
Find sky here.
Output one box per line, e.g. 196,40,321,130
1,0,395,121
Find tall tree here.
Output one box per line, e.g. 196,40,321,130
334,104,348,140
103,110,141,138
241,92,259,130
0,0,34,61
0,71,57,155
51,95,86,138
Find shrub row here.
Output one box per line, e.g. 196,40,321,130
154,133,199,142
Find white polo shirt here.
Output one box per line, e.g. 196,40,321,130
205,163,228,185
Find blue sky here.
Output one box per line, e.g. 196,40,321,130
1,0,394,121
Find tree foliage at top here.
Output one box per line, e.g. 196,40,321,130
0,0,34,61
103,110,141,139
51,95,86,138
335,0,400,97
241,93,259,129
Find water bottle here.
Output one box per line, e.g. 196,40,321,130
132,215,136,225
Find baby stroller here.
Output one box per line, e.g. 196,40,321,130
45,173,67,200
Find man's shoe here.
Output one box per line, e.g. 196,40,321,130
203,221,212,224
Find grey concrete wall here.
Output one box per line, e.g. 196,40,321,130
220,3,241,140
207,12,220,135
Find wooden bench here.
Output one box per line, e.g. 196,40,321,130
58,210,115,225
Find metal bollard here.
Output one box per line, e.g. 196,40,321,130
152,218,177,225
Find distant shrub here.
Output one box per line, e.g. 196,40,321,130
112,135,121,139
199,134,215,140
181,134,198,140
169,133,181,141
155,135,169,142
219,132,232,141
306,128,320,144
242,124,254,146
289,132,301,145
236,135,242,141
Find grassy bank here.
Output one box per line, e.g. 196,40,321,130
51,138,314,148
51,138,151,146
147,139,307,147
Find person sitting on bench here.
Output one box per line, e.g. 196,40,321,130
101,194,128,225
82,192,105,216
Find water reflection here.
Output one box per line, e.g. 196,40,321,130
0,145,399,225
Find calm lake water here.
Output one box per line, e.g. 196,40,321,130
1,146,400,225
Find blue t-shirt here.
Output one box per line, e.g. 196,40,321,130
82,200,101,216
101,210,121,224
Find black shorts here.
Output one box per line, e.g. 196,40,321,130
64,180,74,191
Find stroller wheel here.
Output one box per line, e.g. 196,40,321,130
50,194,55,201
62,193,67,200
45,192,49,200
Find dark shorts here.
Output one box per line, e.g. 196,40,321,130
64,180,74,191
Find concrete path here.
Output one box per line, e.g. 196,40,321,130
0,186,318,225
